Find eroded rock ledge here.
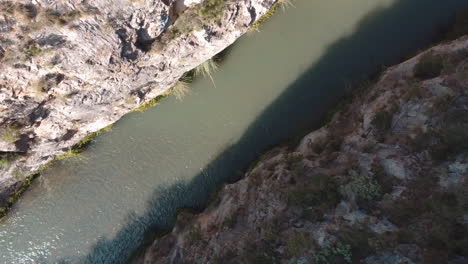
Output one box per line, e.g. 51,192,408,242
134,36,468,264
0,0,276,211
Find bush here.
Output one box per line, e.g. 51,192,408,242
193,58,219,87
340,171,381,201
241,240,278,264
249,1,281,32
163,0,228,41
13,170,23,179
186,224,202,243
23,42,42,58
441,49,468,74
213,250,237,264
0,153,18,170
414,52,444,80
431,109,468,158
313,242,352,264
1,125,20,143
249,0,293,32
439,123,468,153
287,231,310,257
371,110,393,133
222,210,238,229
132,95,165,112
195,0,228,23
43,8,82,26
194,58,218,78
170,80,190,100
5,3,88,33
367,233,398,251
428,94,453,115
288,174,340,209
0,158,10,169
403,79,423,101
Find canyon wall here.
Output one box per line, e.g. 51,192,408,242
135,36,468,264
0,0,276,212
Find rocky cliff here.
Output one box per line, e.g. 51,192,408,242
134,36,468,263
0,0,276,213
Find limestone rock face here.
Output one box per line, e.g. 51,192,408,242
0,0,276,208
134,36,468,264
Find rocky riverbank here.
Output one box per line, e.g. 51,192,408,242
0,0,277,215
133,34,468,263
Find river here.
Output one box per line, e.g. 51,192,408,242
1,0,467,263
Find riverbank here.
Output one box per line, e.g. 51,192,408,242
134,22,468,264
2,1,468,263
0,0,277,217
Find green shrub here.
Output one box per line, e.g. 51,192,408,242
132,95,165,112
0,173,37,218
222,211,238,229
371,110,393,132
313,242,352,264
241,240,278,264
44,8,82,26
0,153,19,170
249,1,281,32
287,152,304,176
414,52,444,80
248,0,293,32
170,80,190,100
341,171,381,201
195,0,228,23
213,250,237,264
163,0,228,41
1,126,20,143
194,58,218,79
13,170,23,179
403,79,423,101
186,224,202,243
55,149,81,160
23,42,42,58
410,187,468,255
439,123,468,154
431,109,468,158
72,124,113,150
361,142,376,153
287,174,340,211
287,231,310,257
428,94,453,115
442,49,468,73
367,233,398,251
0,158,10,169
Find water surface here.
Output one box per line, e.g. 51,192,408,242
1,0,467,263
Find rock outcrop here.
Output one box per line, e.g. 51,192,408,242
134,36,468,263
0,0,276,212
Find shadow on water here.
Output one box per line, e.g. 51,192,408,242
57,0,468,263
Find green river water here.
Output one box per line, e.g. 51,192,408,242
1,0,467,263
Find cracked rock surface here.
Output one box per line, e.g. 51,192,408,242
0,0,276,209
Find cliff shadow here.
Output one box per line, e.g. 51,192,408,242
57,0,468,263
